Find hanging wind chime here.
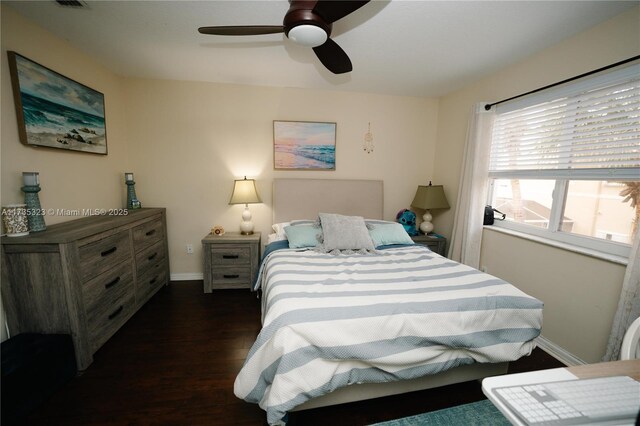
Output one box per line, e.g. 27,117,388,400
363,122,374,154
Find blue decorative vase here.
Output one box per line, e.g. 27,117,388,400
126,180,141,210
22,185,46,232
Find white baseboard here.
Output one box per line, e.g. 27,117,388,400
170,272,203,281
535,335,586,366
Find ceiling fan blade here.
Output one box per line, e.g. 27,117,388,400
198,25,285,36
312,38,352,74
312,0,370,24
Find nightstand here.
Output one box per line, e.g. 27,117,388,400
411,234,447,257
202,232,261,292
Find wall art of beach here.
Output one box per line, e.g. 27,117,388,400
274,122,336,170
13,54,107,154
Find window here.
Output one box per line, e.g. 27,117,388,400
487,64,640,259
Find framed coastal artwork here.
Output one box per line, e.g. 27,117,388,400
273,121,336,170
7,51,108,155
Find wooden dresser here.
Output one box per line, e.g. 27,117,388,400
1,208,169,370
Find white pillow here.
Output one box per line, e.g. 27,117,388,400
271,222,291,240
267,233,285,245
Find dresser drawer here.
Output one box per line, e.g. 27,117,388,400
132,217,163,252
82,261,134,313
210,246,251,266
87,284,134,352
79,231,132,282
136,265,167,304
135,240,165,277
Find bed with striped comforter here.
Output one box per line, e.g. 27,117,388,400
234,244,543,425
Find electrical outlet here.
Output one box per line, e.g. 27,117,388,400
186,244,193,254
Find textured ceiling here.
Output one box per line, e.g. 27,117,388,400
5,0,636,97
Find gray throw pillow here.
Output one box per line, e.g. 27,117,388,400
319,213,375,251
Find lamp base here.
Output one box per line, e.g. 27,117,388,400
419,211,434,234
239,205,254,235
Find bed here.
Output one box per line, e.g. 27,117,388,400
234,179,543,425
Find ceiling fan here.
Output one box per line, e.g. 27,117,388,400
198,0,370,74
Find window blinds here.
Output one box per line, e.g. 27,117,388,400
489,67,640,180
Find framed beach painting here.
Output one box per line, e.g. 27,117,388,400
7,51,108,155
274,121,336,170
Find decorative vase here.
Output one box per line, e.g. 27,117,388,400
125,173,142,210
22,184,47,232
2,204,30,237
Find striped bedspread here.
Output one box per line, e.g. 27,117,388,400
234,245,543,425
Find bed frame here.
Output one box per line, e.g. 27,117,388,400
272,178,384,223
270,178,509,411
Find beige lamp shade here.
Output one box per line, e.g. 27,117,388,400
229,177,261,205
411,183,450,211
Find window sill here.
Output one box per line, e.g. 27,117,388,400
483,225,629,266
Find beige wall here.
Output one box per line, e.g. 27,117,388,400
433,6,640,363
122,78,438,275
1,3,439,278
1,6,129,218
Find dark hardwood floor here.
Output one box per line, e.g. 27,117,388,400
25,281,564,425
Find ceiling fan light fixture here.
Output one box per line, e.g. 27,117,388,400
287,24,327,47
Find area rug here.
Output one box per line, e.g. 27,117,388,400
368,400,510,426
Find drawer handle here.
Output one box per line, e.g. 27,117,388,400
149,276,159,285
223,274,240,279
222,255,239,259
104,276,121,289
101,247,117,257
147,252,158,261
108,305,124,320
145,229,156,236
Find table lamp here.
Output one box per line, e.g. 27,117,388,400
229,177,261,235
411,182,450,234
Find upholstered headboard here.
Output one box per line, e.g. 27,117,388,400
272,179,384,224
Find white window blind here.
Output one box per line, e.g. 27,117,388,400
489,66,640,180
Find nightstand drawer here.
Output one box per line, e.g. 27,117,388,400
79,230,132,282
411,235,447,257
211,267,252,288
423,241,440,251
210,246,251,266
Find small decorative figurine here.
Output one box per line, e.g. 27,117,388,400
211,225,225,236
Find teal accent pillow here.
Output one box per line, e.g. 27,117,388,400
284,224,322,248
368,223,415,247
